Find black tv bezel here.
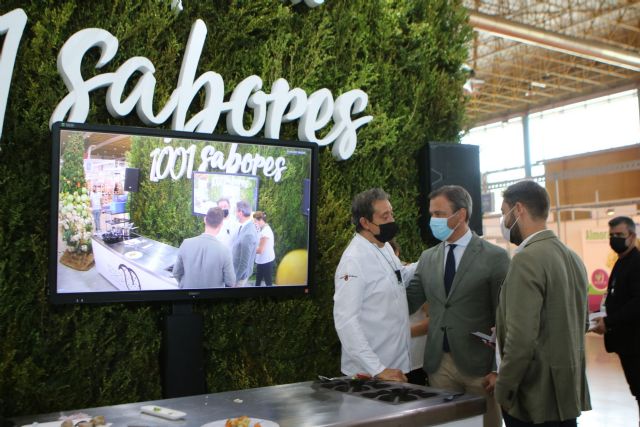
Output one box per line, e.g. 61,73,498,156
48,122,319,304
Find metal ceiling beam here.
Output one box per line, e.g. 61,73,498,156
469,10,640,72
469,98,513,109
481,70,578,93
467,80,640,129
516,50,631,79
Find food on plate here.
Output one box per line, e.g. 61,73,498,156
91,415,107,425
224,416,262,427
59,415,107,427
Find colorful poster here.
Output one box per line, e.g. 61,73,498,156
581,228,617,312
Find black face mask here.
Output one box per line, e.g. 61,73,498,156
222,209,229,218
609,237,629,254
372,221,399,243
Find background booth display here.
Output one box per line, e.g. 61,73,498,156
0,0,470,417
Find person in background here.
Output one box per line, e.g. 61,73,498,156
489,180,591,427
406,185,509,427
173,207,235,289
333,188,415,382
253,211,275,287
390,239,428,386
216,198,239,249
232,200,259,287
591,216,640,422
90,186,102,234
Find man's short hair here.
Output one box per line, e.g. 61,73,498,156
608,216,636,234
205,207,224,228
428,185,472,221
217,197,230,206
351,188,390,232
236,200,252,217
502,180,550,220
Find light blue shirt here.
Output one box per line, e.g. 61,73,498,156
444,227,473,271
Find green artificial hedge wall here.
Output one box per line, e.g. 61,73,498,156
0,0,470,418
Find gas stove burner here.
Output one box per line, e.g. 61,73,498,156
316,378,441,405
320,378,391,393
362,388,439,404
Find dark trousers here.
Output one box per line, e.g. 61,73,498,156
502,411,576,427
255,261,273,286
406,368,427,386
619,354,640,397
618,354,640,417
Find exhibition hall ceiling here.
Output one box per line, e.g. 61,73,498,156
463,0,640,128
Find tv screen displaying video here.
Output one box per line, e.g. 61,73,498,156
192,172,259,217
48,122,318,303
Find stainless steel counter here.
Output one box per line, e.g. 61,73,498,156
12,380,485,427
92,235,179,290
94,236,178,281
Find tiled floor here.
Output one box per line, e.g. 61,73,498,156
577,333,638,426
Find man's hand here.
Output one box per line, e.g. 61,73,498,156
482,371,497,395
375,368,407,382
590,317,606,335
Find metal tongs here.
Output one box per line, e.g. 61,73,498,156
318,373,373,382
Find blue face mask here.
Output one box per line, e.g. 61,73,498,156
429,212,459,241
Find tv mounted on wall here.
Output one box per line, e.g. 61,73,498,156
48,122,318,303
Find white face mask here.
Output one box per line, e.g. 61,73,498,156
500,206,520,244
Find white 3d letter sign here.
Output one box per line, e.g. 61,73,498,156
287,0,325,8
0,9,372,160
0,9,27,141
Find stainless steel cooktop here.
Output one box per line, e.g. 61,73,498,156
316,378,440,405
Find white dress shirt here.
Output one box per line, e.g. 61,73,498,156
514,229,546,254
333,233,411,376
217,217,240,249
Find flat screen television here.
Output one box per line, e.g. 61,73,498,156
48,122,318,303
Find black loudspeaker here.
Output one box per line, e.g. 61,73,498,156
418,143,482,245
162,307,206,398
124,167,140,192
301,178,310,216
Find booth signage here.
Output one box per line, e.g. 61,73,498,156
149,142,288,183
0,8,372,160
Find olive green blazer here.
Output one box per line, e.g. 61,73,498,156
495,230,591,423
407,232,510,377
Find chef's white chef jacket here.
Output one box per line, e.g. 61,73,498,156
333,233,412,377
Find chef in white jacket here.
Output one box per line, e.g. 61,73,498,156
333,188,415,382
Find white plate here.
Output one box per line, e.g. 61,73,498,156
124,251,143,259
140,405,186,420
201,418,279,427
21,419,112,427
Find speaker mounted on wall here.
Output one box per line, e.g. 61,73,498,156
417,143,483,245
124,167,140,192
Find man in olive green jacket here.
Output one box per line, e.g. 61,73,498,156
490,181,591,426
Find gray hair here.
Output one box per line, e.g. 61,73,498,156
236,200,252,217
428,185,472,221
351,188,390,232
608,216,636,234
